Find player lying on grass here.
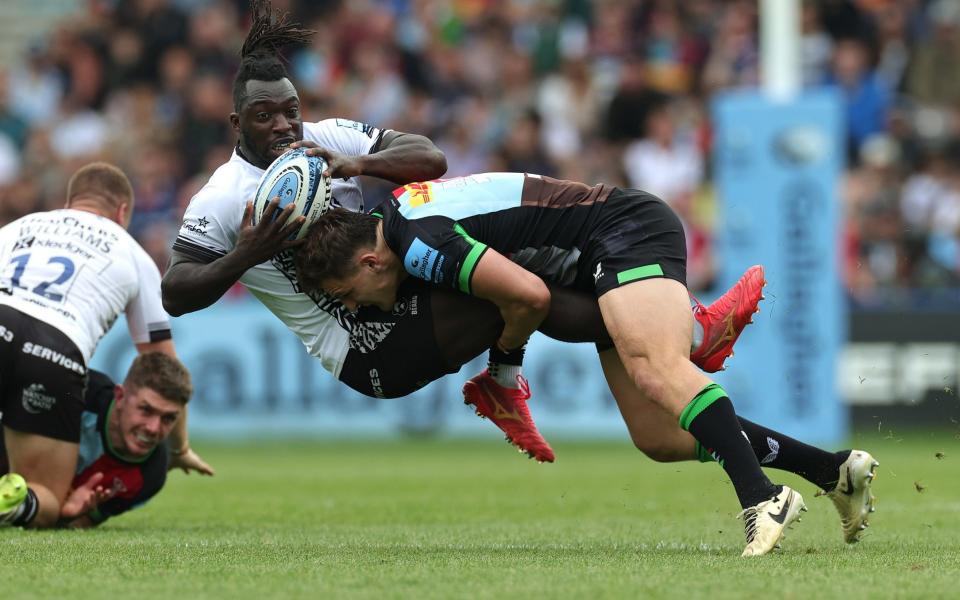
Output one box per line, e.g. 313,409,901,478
0,162,208,529
160,0,761,465
294,172,879,557
0,353,205,528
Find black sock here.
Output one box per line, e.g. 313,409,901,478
9,488,39,526
736,418,849,491
487,345,525,389
681,384,778,509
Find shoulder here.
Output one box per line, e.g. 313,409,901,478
190,153,261,209
304,119,383,150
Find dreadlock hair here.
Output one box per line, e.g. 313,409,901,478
294,208,381,295
233,0,315,111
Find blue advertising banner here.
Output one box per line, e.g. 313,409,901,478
712,89,848,444
90,301,627,439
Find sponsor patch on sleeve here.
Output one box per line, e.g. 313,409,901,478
335,118,375,138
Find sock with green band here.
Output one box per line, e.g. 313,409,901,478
681,383,777,508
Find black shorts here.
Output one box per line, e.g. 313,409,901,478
336,278,458,399
579,188,687,297
0,305,87,443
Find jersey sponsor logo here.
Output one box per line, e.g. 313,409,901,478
394,181,433,207
17,214,120,254
335,118,375,138
182,216,210,236
21,383,56,414
12,235,34,251
369,368,385,398
403,238,443,284
21,341,86,375
0,325,12,343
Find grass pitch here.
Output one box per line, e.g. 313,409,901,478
2,431,958,599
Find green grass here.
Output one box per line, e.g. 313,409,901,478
2,431,958,599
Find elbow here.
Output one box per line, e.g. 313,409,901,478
162,296,185,317
522,279,551,321
531,285,551,319
426,148,447,179
160,283,185,317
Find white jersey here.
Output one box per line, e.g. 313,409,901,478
173,119,396,377
0,209,171,363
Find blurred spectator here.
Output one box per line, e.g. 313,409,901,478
622,100,703,205
826,38,892,161
905,0,960,108
0,0,957,303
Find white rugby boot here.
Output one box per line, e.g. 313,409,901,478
739,486,807,557
824,450,879,543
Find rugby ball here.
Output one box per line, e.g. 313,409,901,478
251,148,333,239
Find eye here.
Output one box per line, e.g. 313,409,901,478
162,415,177,425
256,112,270,121
287,107,300,118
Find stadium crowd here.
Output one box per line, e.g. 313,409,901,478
0,0,957,306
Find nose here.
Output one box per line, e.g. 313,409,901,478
143,416,162,435
273,114,292,132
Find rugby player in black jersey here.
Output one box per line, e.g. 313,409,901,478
294,173,879,557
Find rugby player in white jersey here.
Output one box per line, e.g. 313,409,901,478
0,163,210,529
162,1,764,463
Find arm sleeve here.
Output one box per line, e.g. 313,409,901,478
124,248,172,344
308,119,391,158
171,183,244,263
384,210,487,293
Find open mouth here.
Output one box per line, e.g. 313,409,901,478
270,138,295,155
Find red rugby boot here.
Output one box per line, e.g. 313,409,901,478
690,265,766,373
463,371,555,463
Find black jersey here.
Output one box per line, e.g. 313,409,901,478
380,173,686,297
72,370,168,525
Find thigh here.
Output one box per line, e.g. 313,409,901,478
4,426,79,503
598,278,712,415
599,349,695,461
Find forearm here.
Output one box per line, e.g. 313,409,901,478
161,253,250,316
359,134,447,184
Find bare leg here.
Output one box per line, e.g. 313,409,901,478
5,427,78,528
598,348,695,462
597,278,776,510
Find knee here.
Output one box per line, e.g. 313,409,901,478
624,356,671,401
630,436,689,463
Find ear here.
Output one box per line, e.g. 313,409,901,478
113,384,125,406
116,202,131,228
359,251,379,270
229,112,241,133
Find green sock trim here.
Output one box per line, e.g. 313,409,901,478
694,440,716,463
679,383,727,431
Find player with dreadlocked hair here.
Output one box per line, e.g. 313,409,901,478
163,0,767,466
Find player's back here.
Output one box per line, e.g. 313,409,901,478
0,209,151,362
389,173,618,284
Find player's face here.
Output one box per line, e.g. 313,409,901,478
324,264,399,313
113,385,182,458
232,78,304,169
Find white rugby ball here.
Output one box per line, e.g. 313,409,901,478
251,148,333,239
